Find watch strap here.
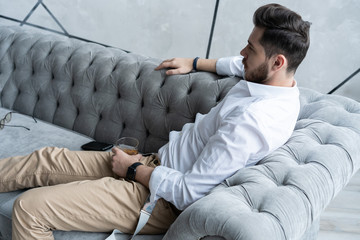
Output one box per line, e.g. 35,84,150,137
126,162,143,181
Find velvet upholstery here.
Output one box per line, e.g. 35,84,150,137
1,26,360,240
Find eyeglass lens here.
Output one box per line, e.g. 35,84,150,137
0,112,12,129
5,112,12,122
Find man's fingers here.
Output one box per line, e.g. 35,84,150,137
112,147,128,158
135,154,142,161
155,58,179,70
155,60,175,70
155,58,193,75
166,69,181,75
112,147,122,154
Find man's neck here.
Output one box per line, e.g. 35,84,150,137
263,71,295,87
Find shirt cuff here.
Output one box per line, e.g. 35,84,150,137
216,56,244,77
149,166,171,203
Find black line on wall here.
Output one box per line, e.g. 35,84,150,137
20,0,42,26
20,0,69,36
40,1,69,35
1,15,63,35
328,68,360,94
0,15,130,52
206,0,220,59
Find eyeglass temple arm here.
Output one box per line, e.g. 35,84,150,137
0,124,30,131
6,111,37,123
32,116,37,123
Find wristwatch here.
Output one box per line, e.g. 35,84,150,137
126,162,143,181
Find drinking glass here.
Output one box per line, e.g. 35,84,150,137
115,137,139,155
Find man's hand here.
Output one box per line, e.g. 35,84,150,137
155,58,193,75
155,57,218,76
111,147,142,178
111,147,155,188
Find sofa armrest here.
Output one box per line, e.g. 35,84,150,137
164,88,360,240
164,187,285,240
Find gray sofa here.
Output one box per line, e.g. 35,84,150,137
1,25,360,240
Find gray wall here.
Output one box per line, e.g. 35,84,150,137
0,0,359,100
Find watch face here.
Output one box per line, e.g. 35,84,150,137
126,162,142,181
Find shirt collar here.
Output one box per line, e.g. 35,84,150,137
244,80,299,98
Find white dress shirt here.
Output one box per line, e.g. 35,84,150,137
149,56,300,210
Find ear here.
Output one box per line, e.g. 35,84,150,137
271,54,287,71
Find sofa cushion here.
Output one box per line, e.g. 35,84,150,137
0,107,88,238
0,107,166,239
0,107,94,158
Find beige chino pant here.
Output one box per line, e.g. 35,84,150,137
0,147,178,240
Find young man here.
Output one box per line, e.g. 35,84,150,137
0,3,310,240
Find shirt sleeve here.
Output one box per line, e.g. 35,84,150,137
216,56,245,77
149,107,268,210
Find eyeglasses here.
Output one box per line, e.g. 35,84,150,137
0,111,37,131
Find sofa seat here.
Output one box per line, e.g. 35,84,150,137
0,107,163,240
0,107,93,159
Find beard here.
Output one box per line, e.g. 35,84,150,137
244,61,269,84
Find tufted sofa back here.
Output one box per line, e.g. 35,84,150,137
0,26,237,153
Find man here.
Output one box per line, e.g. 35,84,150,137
0,3,310,239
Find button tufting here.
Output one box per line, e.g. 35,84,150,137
160,80,165,88
136,72,141,80
187,88,192,95
216,94,221,103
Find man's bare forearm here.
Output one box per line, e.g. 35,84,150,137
196,58,217,73
135,165,154,189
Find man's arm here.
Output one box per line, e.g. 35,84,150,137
111,147,153,188
155,58,217,75
155,56,245,78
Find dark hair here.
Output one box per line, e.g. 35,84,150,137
253,4,311,73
